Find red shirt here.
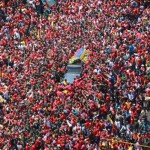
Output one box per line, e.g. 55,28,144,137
25,145,30,150
130,117,134,125
31,144,36,150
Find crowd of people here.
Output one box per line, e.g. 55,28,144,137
0,0,150,149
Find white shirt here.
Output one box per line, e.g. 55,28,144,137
115,120,121,129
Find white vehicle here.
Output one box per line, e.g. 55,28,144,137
63,63,82,84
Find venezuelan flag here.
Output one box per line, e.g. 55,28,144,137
69,47,86,64
75,47,86,59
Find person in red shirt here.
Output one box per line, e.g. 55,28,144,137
25,143,30,150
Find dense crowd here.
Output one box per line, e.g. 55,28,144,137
0,0,150,149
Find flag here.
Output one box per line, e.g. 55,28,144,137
37,29,40,39
82,49,89,62
51,21,54,29
107,116,113,124
69,47,86,64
